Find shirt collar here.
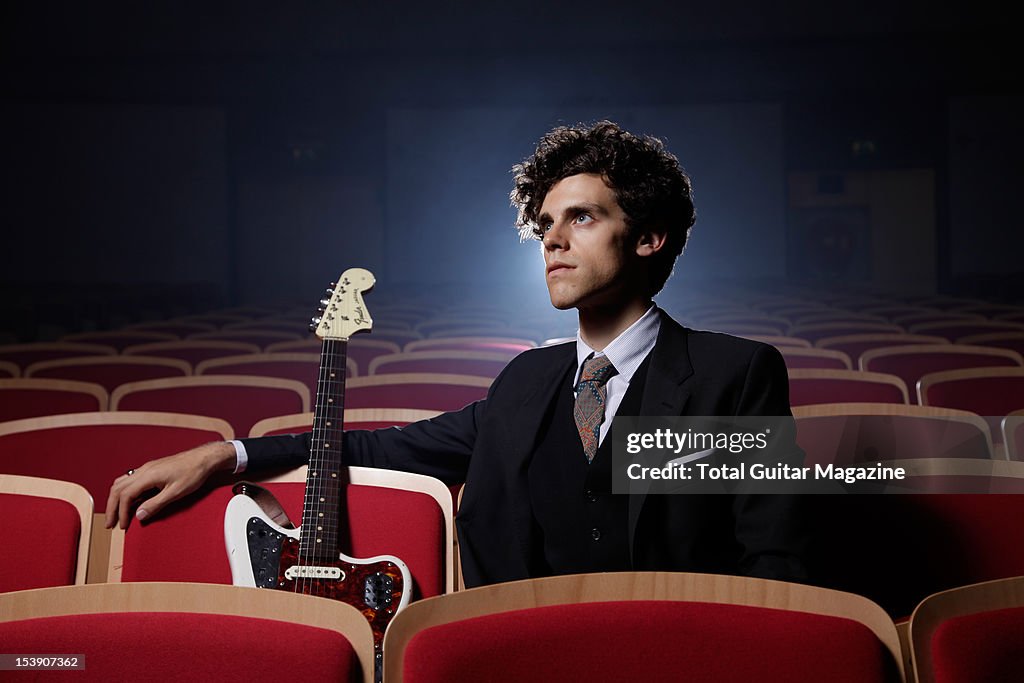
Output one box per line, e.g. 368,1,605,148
575,304,661,386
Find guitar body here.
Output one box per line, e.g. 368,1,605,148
225,492,411,643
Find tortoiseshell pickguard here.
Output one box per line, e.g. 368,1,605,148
273,536,406,650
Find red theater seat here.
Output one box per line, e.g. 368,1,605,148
109,466,454,599
267,338,403,376
0,360,18,378
384,572,903,683
0,583,374,683
25,355,191,394
794,403,994,466
0,412,232,513
127,321,217,337
817,333,949,368
0,342,117,371
861,345,1023,400
249,408,442,437
807,461,1024,618
61,330,177,351
188,329,304,349
110,376,309,438
919,367,1024,417
0,378,108,421
780,347,852,370
0,474,92,592
344,374,491,412
404,337,535,355
910,576,1024,683
788,369,909,406
789,322,903,345
123,340,262,368
909,320,1024,342
958,332,1024,358
369,351,511,378
195,352,355,397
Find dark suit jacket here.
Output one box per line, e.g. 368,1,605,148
243,310,808,587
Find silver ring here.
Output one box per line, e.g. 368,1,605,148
125,469,135,476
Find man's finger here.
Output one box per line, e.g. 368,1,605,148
135,485,179,524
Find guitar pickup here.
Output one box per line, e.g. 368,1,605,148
284,566,344,580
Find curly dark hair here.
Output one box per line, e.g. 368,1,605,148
510,120,696,297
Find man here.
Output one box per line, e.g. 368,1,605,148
106,120,807,587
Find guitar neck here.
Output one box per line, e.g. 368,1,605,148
299,337,348,563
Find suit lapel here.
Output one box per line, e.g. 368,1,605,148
628,311,695,558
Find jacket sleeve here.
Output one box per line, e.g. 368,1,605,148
239,401,483,485
730,343,810,583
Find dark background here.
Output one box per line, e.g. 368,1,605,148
1,2,1019,338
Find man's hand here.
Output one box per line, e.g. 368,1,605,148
104,441,237,530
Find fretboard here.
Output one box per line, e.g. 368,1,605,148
299,337,348,563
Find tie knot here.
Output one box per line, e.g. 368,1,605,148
579,353,616,386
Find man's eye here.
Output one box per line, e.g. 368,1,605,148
532,224,549,238
574,214,592,224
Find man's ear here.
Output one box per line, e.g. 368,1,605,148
634,225,669,257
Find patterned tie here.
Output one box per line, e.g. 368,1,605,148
574,354,618,463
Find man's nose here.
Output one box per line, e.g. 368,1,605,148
543,222,567,250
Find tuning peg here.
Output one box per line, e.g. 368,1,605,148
320,298,330,307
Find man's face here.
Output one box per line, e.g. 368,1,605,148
538,173,638,311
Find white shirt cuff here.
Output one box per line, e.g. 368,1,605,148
229,439,248,474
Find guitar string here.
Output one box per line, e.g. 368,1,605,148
303,335,346,597
307,335,334,596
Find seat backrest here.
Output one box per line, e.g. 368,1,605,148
195,352,352,398
110,376,309,437
794,403,994,465
807,462,1024,618
0,378,108,421
61,330,177,350
384,572,903,683
249,408,442,437
187,329,304,349
0,412,232,512
908,320,1024,341
25,355,191,394
127,321,217,336
344,374,491,411
0,582,374,683
265,338,403,375
404,337,535,354
861,345,1023,399
109,465,454,598
0,360,18,378
369,351,512,378
958,332,1024,358
789,322,904,344
816,334,949,368
779,347,852,370
0,342,117,371
910,576,1024,683
0,474,92,592
919,367,1024,416
788,369,909,406
122,340,262,367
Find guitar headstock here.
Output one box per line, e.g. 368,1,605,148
311,268,375,340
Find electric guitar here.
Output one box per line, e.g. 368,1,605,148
224,268,412,677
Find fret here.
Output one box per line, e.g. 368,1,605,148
298,337,349,564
